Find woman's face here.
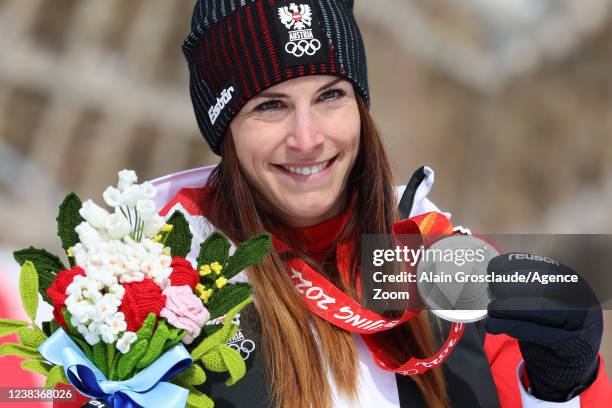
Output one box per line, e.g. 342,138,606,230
230,75,360,227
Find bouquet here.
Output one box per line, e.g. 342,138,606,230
0,170,270,407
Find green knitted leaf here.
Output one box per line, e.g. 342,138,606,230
0,319,29,337
164,211,193,258
136,319,169,370
13,247,64,304
186,386,214,408
109,347,122,380
202,345,246,386
19,261,39,322
50,319,60,334
69,335,94,362
170,364,206,387
207,283,252,320
201,324,223,337
18,327,46,348
191,296,252,361
223,235,271,279
44,365,70,388
61,308,93,361
56,192,84,263
0,343,41,359
21,359,52,376
163,328,186,353
197,231,231,270
185,324,221,354
107,342,116,377
92,342,107,377
116,338,148,380
61,308,78,336
135,313,157,341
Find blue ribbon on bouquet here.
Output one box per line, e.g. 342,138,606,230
39,329,192,408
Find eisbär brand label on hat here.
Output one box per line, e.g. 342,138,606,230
273,1,328,67
208,85,235,126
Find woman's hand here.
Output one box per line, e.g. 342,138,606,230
485,252,603,402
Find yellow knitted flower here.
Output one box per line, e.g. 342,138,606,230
161,224,174,232
153,234,163,243
199,264,212,276
195,283,213,304
67,247,74,257
215,276,228,289
211,261,223,275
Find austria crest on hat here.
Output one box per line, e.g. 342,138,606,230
274,1,327,67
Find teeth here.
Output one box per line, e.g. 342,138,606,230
283,160,329,176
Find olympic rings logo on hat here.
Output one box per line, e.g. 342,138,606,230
285,38,321,57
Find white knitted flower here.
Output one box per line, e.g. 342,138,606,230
84,331,101,346
108,284,125,299
75,222,105,250
142,239,164,256
105,211,131,240
72,243,88,267
85,279,104,294
94,295,118,321
116,331,137,354
99,324,117,343
79,200,110,229
119,269,144,283
159,255,172,269
106,312,127,335
136,199,156,221
143,214,165,238
102,186,124,208
123,185,143,208
87,321,101,335
140,181,157,199
86,266,118,287
117,170,137,192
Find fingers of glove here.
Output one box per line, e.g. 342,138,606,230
487,297,587,331
487,252,599,308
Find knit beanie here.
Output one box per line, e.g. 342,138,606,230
182,0,369,155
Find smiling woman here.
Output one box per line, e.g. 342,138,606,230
147,0,611,407
230,75,360,227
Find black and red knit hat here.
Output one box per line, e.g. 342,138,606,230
182,0,369,155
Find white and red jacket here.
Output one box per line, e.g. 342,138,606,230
153,165,611,408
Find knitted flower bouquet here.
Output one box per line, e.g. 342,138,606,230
0,170,270,408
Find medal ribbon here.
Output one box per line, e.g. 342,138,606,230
274,211,465,375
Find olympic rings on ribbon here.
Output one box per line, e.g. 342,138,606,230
285,39,321,57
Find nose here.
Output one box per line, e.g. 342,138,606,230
285,106,324,154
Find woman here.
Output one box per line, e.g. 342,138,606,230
156,0,610,406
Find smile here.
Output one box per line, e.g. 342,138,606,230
273,155,338,178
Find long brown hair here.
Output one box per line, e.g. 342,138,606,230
204,94,449,408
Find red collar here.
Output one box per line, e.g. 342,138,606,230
272,204,353,264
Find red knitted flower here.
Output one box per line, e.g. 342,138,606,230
168,256,199,290
46,266,86,328
119,278,166,332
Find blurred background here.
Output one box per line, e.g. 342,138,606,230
0,0,610,399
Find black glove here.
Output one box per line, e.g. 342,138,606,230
485,252,603,402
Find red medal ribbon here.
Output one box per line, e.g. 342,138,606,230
274,211,465,375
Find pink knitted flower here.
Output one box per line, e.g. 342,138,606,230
160,285,210,344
